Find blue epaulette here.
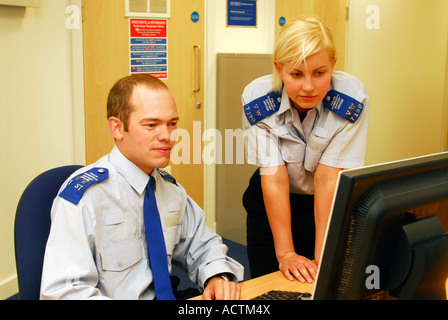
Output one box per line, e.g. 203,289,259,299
323,90,364,123
244,91,281,125
157,169,177,185
59,168,109,205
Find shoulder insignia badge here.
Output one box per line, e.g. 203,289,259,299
59,167,109,205
323,89,364,123
244,91,281,125
157,169,178,185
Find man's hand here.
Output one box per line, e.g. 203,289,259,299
277,251,317,283
202,276,241,300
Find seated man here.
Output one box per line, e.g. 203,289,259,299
40,74,243,300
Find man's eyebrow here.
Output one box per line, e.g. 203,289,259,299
140,117,179,122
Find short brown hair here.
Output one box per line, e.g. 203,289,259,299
107,74,168,131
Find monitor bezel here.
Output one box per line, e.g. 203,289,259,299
313,151,448,300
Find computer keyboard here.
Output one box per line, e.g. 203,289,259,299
251,290,312,300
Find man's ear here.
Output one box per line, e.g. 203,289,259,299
108,116,124,141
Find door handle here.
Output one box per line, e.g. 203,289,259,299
193,45,201,93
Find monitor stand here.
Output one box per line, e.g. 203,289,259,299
388,216,448,300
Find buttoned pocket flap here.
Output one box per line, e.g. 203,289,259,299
101,238,142,272
313,126,328,139
277,125,289,137
168,201,180,213
280,139,305,163
104,212,125,226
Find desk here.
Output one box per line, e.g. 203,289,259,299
191,271,315,300
191,271,448,300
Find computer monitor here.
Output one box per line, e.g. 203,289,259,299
313,152,448,300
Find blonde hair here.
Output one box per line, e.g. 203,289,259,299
273,16,337,92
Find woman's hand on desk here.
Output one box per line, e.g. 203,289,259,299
278,251,317,283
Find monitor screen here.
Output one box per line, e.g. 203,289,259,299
313,152,448,300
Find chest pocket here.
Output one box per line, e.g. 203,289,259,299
102,211,140,245
304,126,332,172
101,238,142,272
163,202,181,256
278,126,305,164
100,211,142,272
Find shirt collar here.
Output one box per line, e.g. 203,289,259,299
277,87,291,115
109,145,150,195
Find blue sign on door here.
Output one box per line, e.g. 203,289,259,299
279,16,286,27
227,0,257,27
191,11,199,23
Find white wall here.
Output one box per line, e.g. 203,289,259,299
203,0,275,229
0,0,84,299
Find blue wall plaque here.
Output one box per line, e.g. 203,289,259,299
227,0,257,27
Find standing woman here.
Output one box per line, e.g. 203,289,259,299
242,16,369,282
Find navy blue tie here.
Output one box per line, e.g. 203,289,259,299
143,176,176,300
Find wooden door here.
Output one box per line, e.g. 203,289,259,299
82,0,205,206
275,0,347,71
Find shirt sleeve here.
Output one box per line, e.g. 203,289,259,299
243,120,284,168
319,94,370,169
242,75,284,169
172,193,244,290
40,196,107,300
